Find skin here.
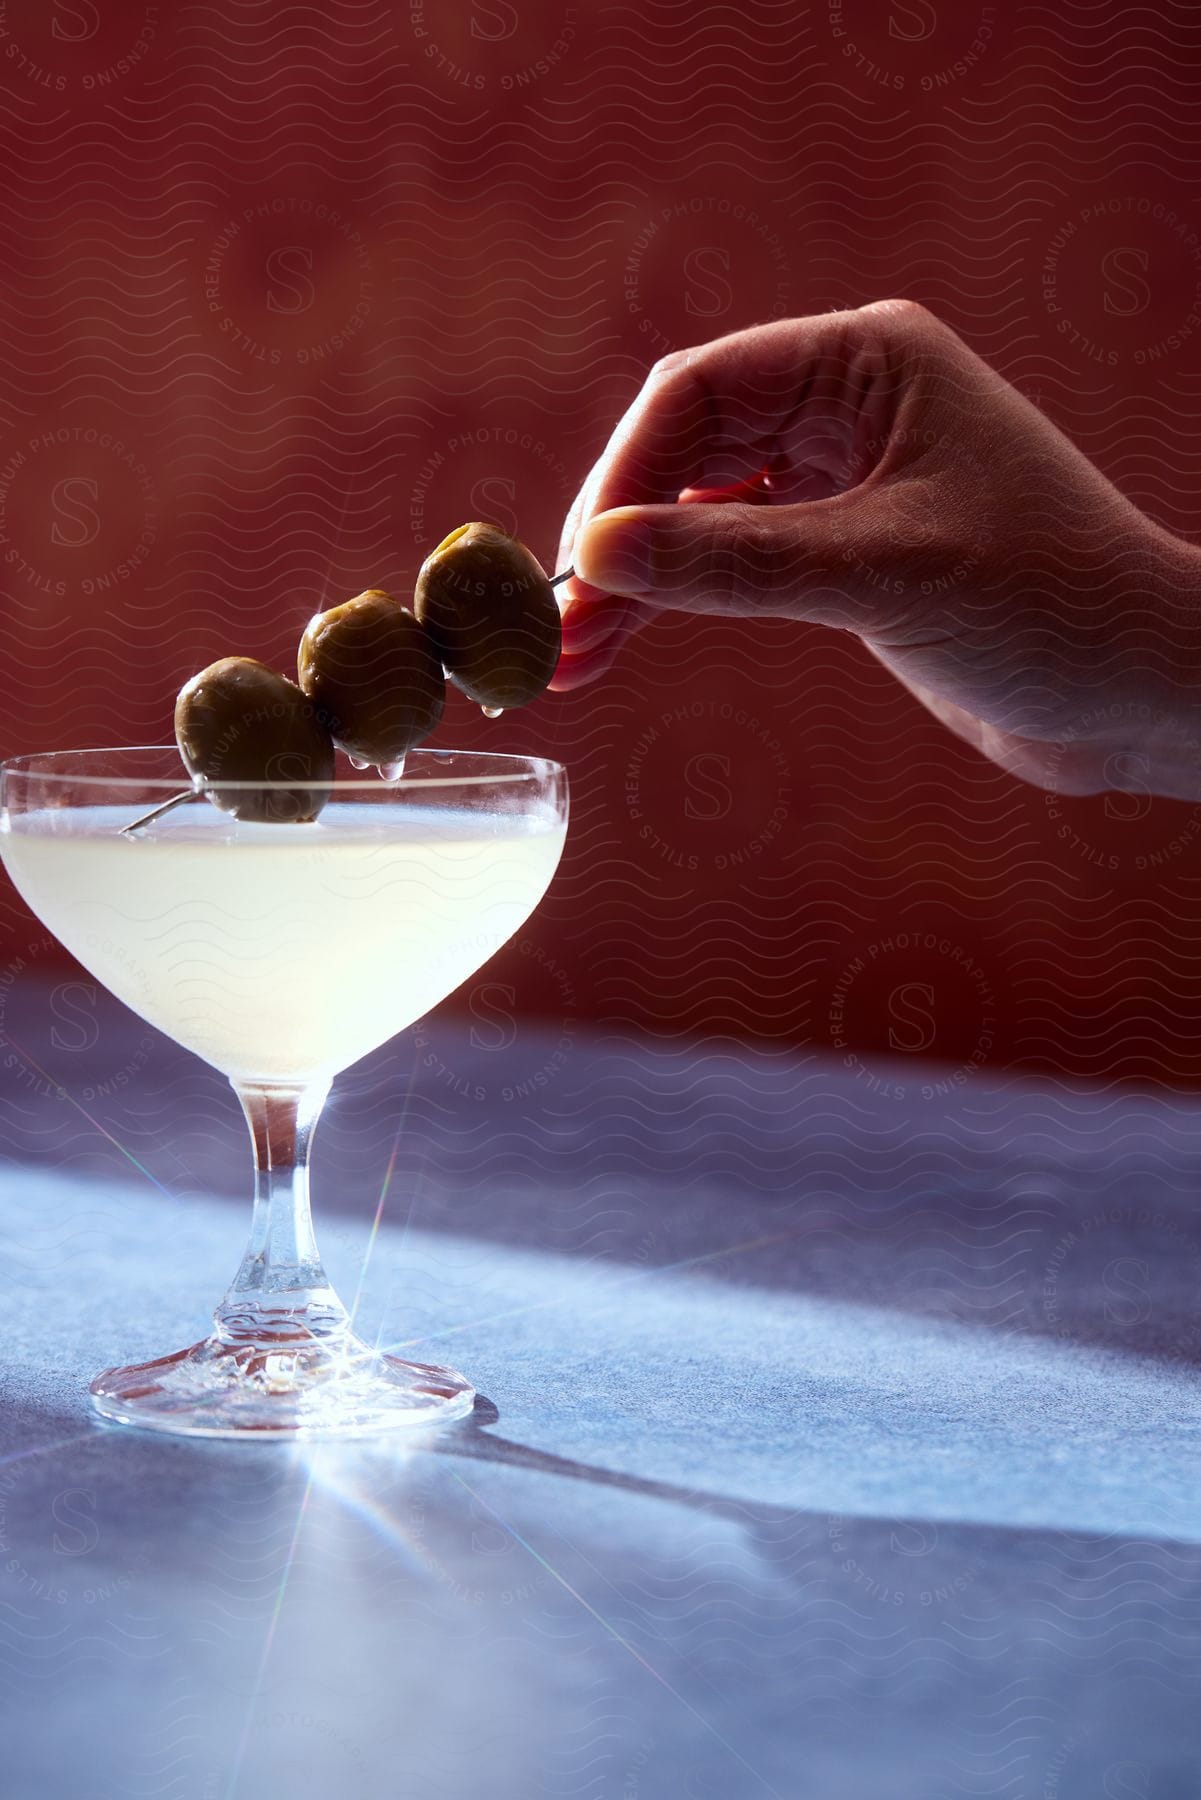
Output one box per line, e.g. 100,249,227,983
551,301,1201,799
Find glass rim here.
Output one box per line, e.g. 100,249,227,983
0,745,565,794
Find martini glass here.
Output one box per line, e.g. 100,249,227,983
0,747,567,1438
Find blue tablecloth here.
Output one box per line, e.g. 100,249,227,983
2,979,1200,1798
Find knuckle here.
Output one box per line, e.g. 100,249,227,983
862,296,940,338
649,349,687,380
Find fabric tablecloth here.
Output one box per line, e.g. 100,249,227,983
2,978,1200,1799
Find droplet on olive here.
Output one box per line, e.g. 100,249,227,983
297,589,444,766
174,656,334,823
413,522,561,709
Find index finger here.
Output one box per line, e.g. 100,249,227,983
565,306,893,549
551,305,910,688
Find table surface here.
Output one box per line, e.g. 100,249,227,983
2,980,1201,1800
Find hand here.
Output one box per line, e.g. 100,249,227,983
552,301,1201,799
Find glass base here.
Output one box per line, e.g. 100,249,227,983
89,1330,475,1439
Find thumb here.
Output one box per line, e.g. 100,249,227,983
574,496,907,633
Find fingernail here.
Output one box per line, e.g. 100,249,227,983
576,514,653,591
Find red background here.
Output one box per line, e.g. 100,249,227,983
3,0,1201,1087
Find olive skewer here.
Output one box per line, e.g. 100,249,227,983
122,560,577,836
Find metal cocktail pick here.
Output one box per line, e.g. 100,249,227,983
120,567,578,836
120,786,198,835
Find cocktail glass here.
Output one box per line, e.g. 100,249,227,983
0,747,568,1438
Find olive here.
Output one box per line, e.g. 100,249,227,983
174,656,334,823
413,521,561,709
297,589,444,766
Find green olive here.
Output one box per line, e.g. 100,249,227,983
297,589,444,766
174,656,334,823
413,522,561,709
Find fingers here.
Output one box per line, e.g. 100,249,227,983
570,494,899,633
550,489,886,689
570,308,904,532
551,304,938,687
550,585,650,690
549,469,782,688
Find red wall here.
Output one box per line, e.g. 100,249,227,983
3,0,1201,1086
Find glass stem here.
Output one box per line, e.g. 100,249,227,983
214,1080,349,1346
